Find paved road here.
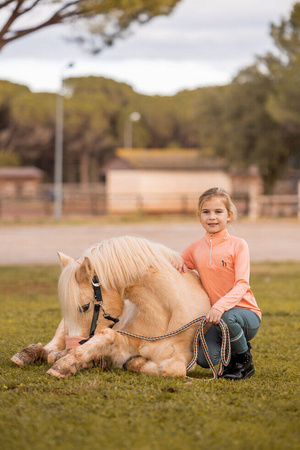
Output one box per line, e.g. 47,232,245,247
1,219,299,265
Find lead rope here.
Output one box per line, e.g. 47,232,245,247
97,316,231,381
185,317,231,380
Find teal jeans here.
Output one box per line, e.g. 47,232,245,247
197,307,261,368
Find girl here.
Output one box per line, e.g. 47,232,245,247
175,187,261,379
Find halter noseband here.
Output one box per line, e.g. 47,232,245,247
79,275,119,345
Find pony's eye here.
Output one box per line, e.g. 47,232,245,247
79,303,90,313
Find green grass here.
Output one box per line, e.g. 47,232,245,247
0,263,299,450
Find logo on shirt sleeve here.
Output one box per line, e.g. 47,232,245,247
221,260,227,267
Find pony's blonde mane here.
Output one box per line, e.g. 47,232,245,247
58,236,180,335
84,235,179,291
58,262,84,335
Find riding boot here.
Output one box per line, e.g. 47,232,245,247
221,353,237,377
223,343,255,380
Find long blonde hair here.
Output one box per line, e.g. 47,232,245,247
197,187,237,222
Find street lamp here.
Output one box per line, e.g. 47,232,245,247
54,62,74,220
124,111,141,149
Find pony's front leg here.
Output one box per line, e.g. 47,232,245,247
11,318,66,366
47,328,126,378
44,318,68,363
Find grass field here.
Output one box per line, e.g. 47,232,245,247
0,262,299,450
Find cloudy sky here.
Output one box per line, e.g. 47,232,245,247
0,0,295,95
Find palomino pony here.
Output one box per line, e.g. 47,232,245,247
11,236,211,378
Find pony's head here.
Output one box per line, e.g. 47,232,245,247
57,235,179,340
57,252,124,340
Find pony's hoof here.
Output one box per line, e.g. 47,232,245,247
11,343,45,366
47,364,74,378
11,354,25,366
47,367,67,378
47,351,62,364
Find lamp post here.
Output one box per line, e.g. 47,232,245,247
124,111,141,149
54,62,74,220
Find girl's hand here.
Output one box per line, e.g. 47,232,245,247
172,255,188,273
206,307,222,325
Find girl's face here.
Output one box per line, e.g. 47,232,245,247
198,197,231,234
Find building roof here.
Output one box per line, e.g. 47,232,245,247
0,167,44,179
103,149,225,171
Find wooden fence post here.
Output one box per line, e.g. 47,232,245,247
181,194,188,214
248,183,259,220
297,180,300,220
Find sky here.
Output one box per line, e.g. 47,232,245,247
0,0,296,96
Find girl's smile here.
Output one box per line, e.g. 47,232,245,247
198,197,231,234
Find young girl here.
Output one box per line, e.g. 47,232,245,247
175,187,261,379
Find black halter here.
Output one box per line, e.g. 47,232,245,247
79,275,119,345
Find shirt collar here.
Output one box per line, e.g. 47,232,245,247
205,228,229,245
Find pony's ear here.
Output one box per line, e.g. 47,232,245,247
75,257,93,284
57,252,74,269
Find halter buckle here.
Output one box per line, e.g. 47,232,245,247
92,276,100,287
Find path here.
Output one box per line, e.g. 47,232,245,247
1,220,299,265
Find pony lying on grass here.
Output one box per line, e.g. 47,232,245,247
11,236,212,378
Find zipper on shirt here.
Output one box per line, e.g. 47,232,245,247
209,235,213,266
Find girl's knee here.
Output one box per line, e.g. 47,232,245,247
221,310,237,325
197,349,220,368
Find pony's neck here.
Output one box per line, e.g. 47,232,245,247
123,271,181,332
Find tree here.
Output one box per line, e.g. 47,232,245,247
196,2,300,193
0,0,182,52
263,2,300,132
190,64,292,193
63,78,129,182
261,2,300,171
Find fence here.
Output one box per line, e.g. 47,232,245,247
258,195,299,218
0,184,299,219
0,184,106,219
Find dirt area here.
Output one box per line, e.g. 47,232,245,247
1,219,299,265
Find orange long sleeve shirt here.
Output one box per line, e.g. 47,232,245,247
181,229,262,318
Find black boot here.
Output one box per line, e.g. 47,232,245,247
223,343,255,380
221,353,237,377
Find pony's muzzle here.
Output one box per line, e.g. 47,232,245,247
65,335,86,350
